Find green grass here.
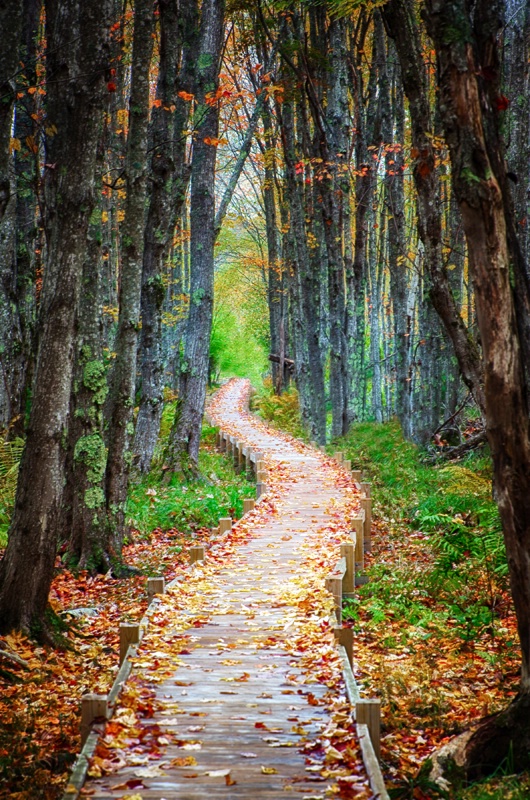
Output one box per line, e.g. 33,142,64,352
126,420,256,536
459,771,530,799
338,420,508,644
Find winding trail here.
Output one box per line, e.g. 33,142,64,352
81,379,374,799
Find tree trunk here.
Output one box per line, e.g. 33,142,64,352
425,0,530,778
64,212,110,571
0,0,23,221
0,0,39,434
167,0,226,473
0,0,111,637
382,0,486,419
105,0,154,552
133,0,196,473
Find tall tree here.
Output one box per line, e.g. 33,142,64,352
0,0,40,434
382,0,486,419
0,0,112,636
167,0,226,472
425,0,530,777
134,0,198,473
105,0,155,555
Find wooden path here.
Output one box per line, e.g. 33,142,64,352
78,379,375,799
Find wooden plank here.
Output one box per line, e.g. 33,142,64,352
341,541,355,595
361,496,372,551
356,699,381,761
351,469,362,482
119,623,139,666
334,451,344,463
360,481,371,497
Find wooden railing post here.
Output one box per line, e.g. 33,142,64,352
119,622,140,666
356,699,381,760
147,576,165,602
334,451,344,463
360,481,371,497
243,498,255,514
351,469,362,482
81,694,108,746
189,545,205,564
337,626,353,667
360,496,372,552
352,516,364,573
341,541,355,596
219,517,232,534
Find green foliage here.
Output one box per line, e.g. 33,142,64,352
127,408,255,535
339,420,506,646
210,223,270,385
252,379,307,439
0,437,24,547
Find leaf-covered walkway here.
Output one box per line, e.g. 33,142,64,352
79,379,374,798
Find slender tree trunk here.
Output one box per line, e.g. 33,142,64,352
105,0,154,552
167,0,226,473
0,0,23,221
64,211,109,570
425,0,530,777
0,0,39,434
0,0,111,636
134,0,197,473
382,0,486,419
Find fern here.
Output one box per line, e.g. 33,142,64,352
438,464,491,498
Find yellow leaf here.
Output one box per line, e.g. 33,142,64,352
261,766,278,774
9,137,21,153
101,211,109,223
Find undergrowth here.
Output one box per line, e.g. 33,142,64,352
126,404,255,536
340,419,508,644
251,378,307,439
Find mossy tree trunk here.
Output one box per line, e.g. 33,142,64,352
104,0,155,557
133,0,198,474
0,0,112,637
166,0,226,474
0,0,38,435
424,0,530,778
382,0,486,420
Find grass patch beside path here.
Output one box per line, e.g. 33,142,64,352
127,422,256,536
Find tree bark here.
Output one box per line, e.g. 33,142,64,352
133,0,197,473
105,0,154,553
382,0,486,419
0,0,111,636
0,0,38,434
167,0,226,473
0,0,23,221
425,0,530,777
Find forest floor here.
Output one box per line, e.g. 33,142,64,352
0,380,527,800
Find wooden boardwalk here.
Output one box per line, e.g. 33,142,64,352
79,379,373,799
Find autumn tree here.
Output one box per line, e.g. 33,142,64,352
167,0,226,473
0,0,113,636
423,0,530,779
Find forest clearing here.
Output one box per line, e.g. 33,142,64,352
1,0,530,797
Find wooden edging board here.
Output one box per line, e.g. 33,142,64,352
337,643,390,800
